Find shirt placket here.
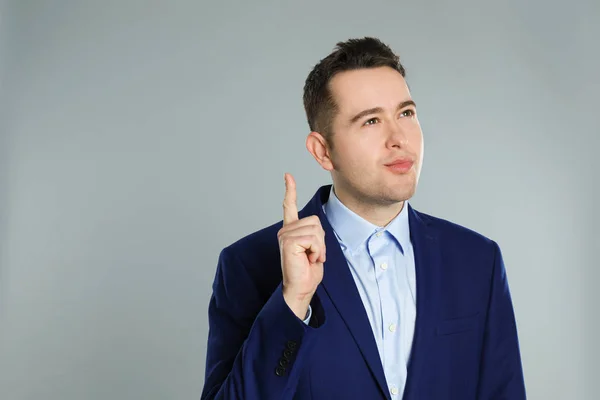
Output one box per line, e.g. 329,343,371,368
368,230,402,397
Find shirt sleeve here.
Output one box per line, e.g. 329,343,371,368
302,305,312,325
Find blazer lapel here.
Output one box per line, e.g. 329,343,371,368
402,205,442,398
300,186,391,400
300,187,442,399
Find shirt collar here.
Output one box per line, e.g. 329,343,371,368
323,185,411,254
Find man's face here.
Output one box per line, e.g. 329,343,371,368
325,66,424,207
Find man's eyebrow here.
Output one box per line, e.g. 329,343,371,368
349,100,417,125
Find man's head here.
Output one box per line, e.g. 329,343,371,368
303,37,424,211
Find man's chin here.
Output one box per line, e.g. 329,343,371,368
388,185,416,203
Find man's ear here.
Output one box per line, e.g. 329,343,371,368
306,132,333,171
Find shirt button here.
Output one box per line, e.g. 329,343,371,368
389,323,397,332
390,386,399,396
380,262,388,270
376,231,383,237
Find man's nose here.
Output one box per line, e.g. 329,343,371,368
388,123,409,148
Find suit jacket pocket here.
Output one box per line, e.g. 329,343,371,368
436,313,480,336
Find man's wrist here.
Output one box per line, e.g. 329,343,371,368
282,288,314,320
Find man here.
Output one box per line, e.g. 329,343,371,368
201,37,526,399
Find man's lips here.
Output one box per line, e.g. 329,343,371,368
384,159,414,173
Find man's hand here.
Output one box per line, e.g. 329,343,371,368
277,173,325,320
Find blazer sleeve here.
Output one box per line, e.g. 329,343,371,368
476,241,527,399
200,247,325,400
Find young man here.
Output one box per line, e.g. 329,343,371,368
201,37,526,399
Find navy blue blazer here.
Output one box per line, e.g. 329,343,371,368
201,185,526,399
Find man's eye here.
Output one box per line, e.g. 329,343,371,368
364,118,379,126
400,109,415,117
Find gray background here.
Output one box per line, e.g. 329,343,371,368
0,0,598,399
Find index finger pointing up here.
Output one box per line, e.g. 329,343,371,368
283,173,299,225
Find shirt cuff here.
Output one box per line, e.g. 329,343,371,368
302,305,312,325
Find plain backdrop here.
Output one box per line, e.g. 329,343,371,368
0,1,598,399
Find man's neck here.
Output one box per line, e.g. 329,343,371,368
332,186,405,228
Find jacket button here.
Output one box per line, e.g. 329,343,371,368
279,358,289,367
283,349,293,359
286,340,297,350
275,366,286,376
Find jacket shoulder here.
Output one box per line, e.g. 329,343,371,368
414,208,497,250
223,219,283,259
216,219,285,293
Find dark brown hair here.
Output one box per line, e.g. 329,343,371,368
302,37,406,146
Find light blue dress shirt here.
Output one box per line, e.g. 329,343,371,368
317,185,417,398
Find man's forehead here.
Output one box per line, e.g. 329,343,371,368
329,67,411,112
